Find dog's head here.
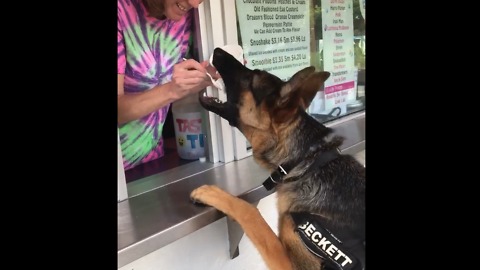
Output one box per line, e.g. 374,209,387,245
199,47,330,152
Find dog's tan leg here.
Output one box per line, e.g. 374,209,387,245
191,185,293,270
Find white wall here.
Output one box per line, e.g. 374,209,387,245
119,193,279,270
118,129,128,202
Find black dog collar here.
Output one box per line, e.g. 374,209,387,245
262,164,289,191
262,149,340,191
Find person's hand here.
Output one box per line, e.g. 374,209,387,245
169,59,214,100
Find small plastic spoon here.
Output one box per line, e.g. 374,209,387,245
183,58,225,90
205,72,225,90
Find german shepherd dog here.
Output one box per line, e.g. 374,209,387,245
190,48,365,270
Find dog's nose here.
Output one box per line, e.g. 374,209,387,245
212,48,226,64
214,47,225,56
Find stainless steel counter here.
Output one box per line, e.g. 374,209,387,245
118,157,274,268
117,111,365,268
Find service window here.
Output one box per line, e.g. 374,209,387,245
232,0,366,158
119,7,230,186
117,0,366,196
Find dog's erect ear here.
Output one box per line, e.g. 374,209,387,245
273,70,330,124
279,66,315,98
278,68,330,109
296,71,330,109
286,66,317,91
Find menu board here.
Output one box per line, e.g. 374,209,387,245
310,0,356,115
236,0,311,81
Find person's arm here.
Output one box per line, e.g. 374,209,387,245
118,59,214,124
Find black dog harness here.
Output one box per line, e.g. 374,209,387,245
291,212,365,270
262,149,340,191
262,149,365,269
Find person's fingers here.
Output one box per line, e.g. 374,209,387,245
200,60,209,68
181,58,207,73
205,65,220,79
177,77,209,85
171,60,213,96
172,74,212,90
173,68,209,82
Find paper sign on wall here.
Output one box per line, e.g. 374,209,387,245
310,0,356,115
236,0,311,81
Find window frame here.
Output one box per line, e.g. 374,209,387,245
117,1,240,201
117,0,365,201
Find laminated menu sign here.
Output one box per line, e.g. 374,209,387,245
311,0,357,115
236,0,311,81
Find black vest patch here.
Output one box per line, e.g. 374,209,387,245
291,212,364,270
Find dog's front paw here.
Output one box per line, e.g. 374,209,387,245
190,185,209,206
190,185,230,210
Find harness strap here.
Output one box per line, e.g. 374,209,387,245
262,149,340,191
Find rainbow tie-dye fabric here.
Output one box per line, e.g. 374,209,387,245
118,0,192,170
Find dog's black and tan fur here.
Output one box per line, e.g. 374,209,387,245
190,48,365,270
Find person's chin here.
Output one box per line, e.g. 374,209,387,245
165,9,184,21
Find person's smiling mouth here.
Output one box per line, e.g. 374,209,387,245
176,2,187,11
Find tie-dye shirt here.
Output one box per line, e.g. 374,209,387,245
118,0,192,170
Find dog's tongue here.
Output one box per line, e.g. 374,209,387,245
208,45,244,91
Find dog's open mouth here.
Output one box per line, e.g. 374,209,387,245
198,86,237,126
198,89,233,122
199,89,225,106
197,47,248,126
